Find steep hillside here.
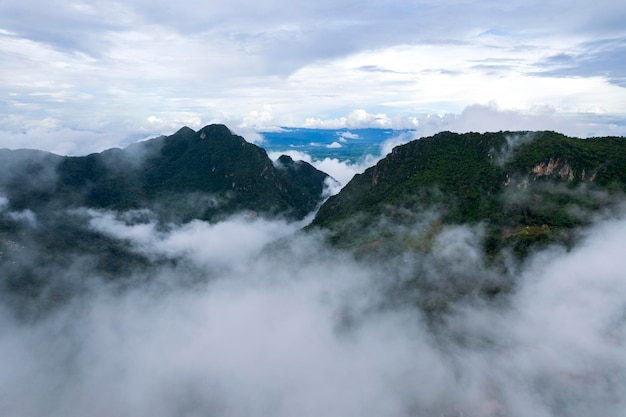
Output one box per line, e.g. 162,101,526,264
2,124,329,221
0,125,329,304
310,131,626,257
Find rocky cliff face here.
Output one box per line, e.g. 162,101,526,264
531,159,575,180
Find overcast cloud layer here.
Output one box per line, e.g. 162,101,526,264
1,0,625,154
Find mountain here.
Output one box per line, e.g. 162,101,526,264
0,125,330,312
4,127,626,318
310,130,626,258
2,124,329,222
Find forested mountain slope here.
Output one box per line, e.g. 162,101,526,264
310,131,626,257
1,124,329,222
0,125,329,310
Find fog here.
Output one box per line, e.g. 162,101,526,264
1,206,626,416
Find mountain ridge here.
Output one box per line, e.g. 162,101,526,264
2,126,626,319
309,130,626,257
1,124,330,222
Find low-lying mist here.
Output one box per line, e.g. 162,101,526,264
1,206,626,417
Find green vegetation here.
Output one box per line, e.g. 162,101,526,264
0,124,330,308
2,127,625,318
3,124,329,222
310,131,626,258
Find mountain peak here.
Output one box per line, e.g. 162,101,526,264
0,123,330,222
197,124,232,138
174,126,196,136
310,130,626,258
276,154,295,165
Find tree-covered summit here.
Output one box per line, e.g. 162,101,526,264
310,130,626,257
2,124,330,222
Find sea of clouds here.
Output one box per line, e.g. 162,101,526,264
1,200,625,416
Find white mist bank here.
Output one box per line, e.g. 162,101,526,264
1,210,625,416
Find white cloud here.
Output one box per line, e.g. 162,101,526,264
7,209,37,228
304,110,396,129
241,106,275,129
230,126,266,144
339,131,359,140
88,210,302,269
268,150,313,164
0,116,126,155
268,149,379,190
430,103,626,138
379,131,417,156
326,141,342,149
0,0,624,153
1,101,621,157
2,207,626,416
314,157,369,189
301,103,626,142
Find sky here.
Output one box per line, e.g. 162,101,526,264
1,0,625,155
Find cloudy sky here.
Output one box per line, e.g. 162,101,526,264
1,0,625,154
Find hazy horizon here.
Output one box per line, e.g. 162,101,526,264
1,0,625,155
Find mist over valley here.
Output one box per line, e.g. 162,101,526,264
1,126,626,416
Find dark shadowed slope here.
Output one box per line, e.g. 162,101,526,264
0,125,329,311
1,124,329,222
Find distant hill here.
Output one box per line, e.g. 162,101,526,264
1,124,329,222
309,130,626,258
